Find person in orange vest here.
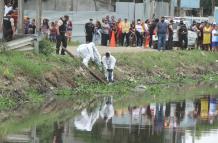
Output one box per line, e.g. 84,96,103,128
110,23,117,47
121,18,130,47
116,18,123,46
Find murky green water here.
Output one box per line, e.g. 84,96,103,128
2,95,218,143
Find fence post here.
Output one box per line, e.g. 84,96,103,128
36,0,42,34
0,0,4,40
18,0,24,34
34,36,42,54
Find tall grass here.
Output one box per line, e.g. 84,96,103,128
115,50,218,82
0,52,51,78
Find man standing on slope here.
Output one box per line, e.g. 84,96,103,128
56,15,69,55
85,19,95,43
3,10,15,41
102,52,116,83
76,42,101,67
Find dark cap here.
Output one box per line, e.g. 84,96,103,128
64,15,69,21
6,10,13,16
106,52,110,57
170,20,174,23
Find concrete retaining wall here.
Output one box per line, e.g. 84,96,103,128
24,0,110,11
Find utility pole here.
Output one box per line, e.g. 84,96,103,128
36,0,42,34
18,0,24,34
212,0,215,15
177,0,181,16
151,0,155,19
70,0,74,11
109,0,112,11
0,0,4,39
169,0,171,16
169,0,175,16
54,0,57,10
133,0,136,21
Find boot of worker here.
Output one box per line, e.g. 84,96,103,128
61,49,66,55
56,48,60,55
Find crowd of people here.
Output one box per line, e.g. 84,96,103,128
85,16,180,50
2,1,73,43
192,21,218,52
85,15,218,52
86,16,183,50
3,0,218,53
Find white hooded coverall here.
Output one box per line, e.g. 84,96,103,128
74,108,100,131
76,42,101,67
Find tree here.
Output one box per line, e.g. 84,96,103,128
201,0,218,16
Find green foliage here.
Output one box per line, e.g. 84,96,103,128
11,54,50,78
115,50,218,83
0,97,16,110
39,39,55,56
67,40,81,46
200,0,218,16
0,66,14,80
0,42,7,53
26,89,44,104
0,52,51,78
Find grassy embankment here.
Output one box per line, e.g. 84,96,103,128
0,44,218,112
0,45,218,137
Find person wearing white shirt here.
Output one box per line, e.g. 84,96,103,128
102,52,116,82
135,19,143,47
4,3,13,16
211,25,218,52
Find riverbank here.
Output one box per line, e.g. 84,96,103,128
0,50,218,112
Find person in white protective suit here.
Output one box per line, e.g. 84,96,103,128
74,108,100,132
76,42,101,67
100,96,115,124
102,52,116,82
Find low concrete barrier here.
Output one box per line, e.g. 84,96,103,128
5,36,40,53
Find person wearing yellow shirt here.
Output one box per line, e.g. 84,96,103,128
121,18,130,46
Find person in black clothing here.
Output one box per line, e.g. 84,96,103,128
167,20,174,50
149,18,159,48
3,10,15,42
56,15,69,55
28,19,36,34
178,21,188,50
85,19,95,43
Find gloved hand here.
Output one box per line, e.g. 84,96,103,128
107,69,113,72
